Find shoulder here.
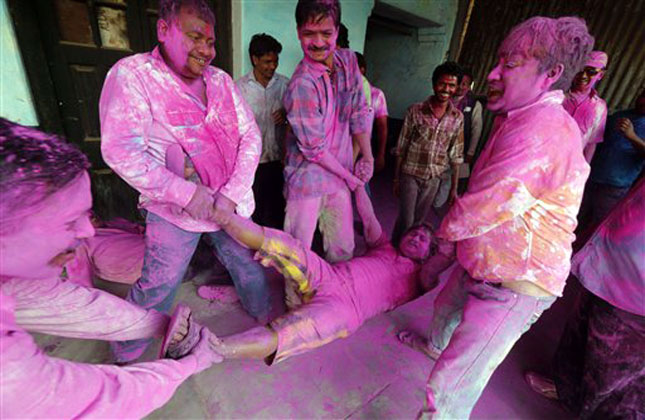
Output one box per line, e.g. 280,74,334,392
335,48,358,67
207,66,235,85
274,73,290,85
108,52,153,76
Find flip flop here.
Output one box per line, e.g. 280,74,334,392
159,303,200,359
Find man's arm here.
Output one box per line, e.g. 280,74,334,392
349,53,373,168
393,109,414,196
438,120,577,241
467,101,484,161
374,116,389,172
354,184,383,247
99,64,197,209
583,102,608,162
3,277,168,341
448,120,465,202
617,117,645,154
217,78,262,209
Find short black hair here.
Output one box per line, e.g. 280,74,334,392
295,0,341,29
159,0,215,26
460,66,474,81
337,23,349,48
432,61,463,86
249,33,282,62
355,52,366,70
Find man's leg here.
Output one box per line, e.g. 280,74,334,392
422,278,555,419
398,263,468,359
319,188,354,262
112,213,200,362
284,196,322,249
208,230,273,323
414,177,441,225
392,174,420,246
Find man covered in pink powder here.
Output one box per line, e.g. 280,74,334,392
398,17,594,418
164,159,454,366
283,0,371,263
562,51,609,162
0,119,221,418
100,0,273,362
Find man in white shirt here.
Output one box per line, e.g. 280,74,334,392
237,33,290,228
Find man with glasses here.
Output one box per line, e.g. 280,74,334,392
563,51,608,162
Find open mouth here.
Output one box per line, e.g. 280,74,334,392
192,56,208,66
49,249,77,267
488,87,503,100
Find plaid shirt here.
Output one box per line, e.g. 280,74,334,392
283,49,369,199
395,98,464,180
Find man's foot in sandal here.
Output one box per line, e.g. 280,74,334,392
397,330,442,360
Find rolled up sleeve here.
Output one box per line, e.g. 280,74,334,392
285,77,327,162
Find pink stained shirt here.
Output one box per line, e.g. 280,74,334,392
438,91,590,296
562,89,608,149
572,178,645,316
0,278,199,418
100,47,261,232
371,86,388,119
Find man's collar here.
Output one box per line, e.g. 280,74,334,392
423,96,458,117
301,51,337,78
507,90,564,118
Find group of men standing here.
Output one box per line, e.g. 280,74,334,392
3,0,642,418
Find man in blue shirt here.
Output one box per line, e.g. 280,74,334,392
578,88,644,233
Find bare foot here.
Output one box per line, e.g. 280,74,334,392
524,371,558,400
397,330,441,360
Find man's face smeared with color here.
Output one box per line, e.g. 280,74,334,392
158,6,215,80
571,66,604,93
398,227,432,262
486,52,552,113
433,74,459,103
298,15,338,65
0,172,95,280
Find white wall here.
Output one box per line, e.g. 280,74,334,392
0,0,38,125
236,0,374,79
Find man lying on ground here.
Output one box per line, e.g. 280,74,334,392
0,119,221,418
166,161,453,364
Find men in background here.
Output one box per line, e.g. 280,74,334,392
402,17,593,418
451,67,483,191
0,119,220,418
237,33,289,229
577,88,645,232
562,51,608,162
100,0,272,362
392,62,464,245
283,0,371,262
356,52,389,172
526,178,645,419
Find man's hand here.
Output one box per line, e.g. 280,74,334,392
345,172,365,191
186,328,224,373
272,108,287,125
212,193,236,227
354,158,373,183
184,185,215,220
617,118,636,140
448,185,458,207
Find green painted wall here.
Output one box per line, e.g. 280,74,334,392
0,0,38,126
364,0,459,119
238,0,374,79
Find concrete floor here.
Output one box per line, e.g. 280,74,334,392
35,169,575,419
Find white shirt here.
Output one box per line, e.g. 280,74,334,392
237,71,289,163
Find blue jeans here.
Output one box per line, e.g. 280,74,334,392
112,212,271,362
422,266,556,419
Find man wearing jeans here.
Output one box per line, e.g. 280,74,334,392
100,0,271,362
402,17,594,418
